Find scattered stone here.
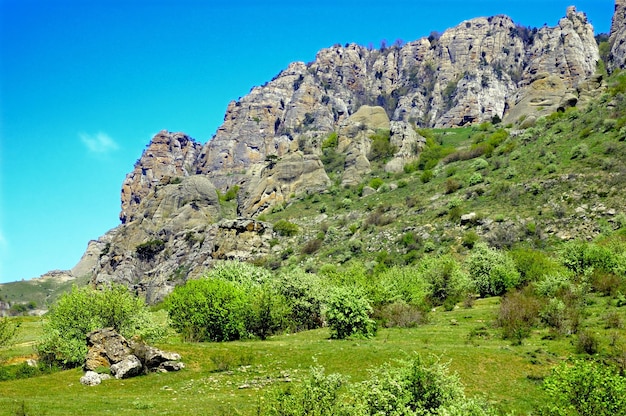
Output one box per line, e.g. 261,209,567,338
80,371,102,386
460,213,477,226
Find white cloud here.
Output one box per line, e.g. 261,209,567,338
79,132,119,154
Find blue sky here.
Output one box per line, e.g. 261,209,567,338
0,0,615,283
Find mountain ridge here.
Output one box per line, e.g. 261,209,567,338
4,3,625,308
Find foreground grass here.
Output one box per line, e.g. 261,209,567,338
0,297,586,415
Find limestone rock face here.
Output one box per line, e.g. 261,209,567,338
338,106,389,187
91,218,271,304
385,121,426,173
120,131,202,224
609,0,626,72
523,7,598,87
241,153,330,216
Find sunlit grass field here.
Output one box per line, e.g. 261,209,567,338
4,294,619,416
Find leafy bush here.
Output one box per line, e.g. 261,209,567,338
0,317,17,347
510,248,564,285
167,278,251,342
263,365,345,416
496,290,541,344
468,172,484,186
542,359,626,416
350,355,497,415
369,177,384,190
274,220,299,237
325,286,376,339
368,129,397,162
467,243,521,297
275,269,324,331
419,255,470,308
38,285,162,368
207,260,272,288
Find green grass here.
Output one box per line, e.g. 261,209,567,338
0,297,600,415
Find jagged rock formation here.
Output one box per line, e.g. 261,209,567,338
609,0,626,72
120,131,202,224
58,6,604,302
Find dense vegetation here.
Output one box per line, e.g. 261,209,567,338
2,68,626,415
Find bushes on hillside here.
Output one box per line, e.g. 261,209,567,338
325,286,377,340
0,317,17,347
542,359,626,416
468,243,520,297
261,355,497,415
168,278,251,342
38,285,163,368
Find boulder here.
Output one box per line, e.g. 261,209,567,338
132,342,182,369
82,328,184,383
84,328,132,370
80,371,102,386
110,355,143,379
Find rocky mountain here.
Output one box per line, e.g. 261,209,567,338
609,0,626,72
22,3,626,305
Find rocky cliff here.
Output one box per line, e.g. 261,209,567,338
609,0,626,72
58,6,616,302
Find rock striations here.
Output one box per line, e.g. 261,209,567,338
52,5,626,302
609,0,626,72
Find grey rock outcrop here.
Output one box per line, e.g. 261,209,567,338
82,328,184,382
609,0,626,72
385,121,426,173
120,131,202,224
91,217,271,303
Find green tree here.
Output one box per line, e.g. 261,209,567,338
167,278,250,342
38,285,162,368
542,359,626,416
325,286,376,339
0,317,17,347
467,243,520,297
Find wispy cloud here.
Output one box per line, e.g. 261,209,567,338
79,132,119,154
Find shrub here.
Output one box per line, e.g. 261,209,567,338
38,285,162,368
468,172,484,186
374,301,427,328
445,178,461,194
263,365,345,416
325,287,377,339
351,355,487,415
369,130,397,162
167,278,251,342
420,255,470,307
543,359,626,416
575,331,599,355
467,243,521,297
420,169,433,183
275,269,324,331
510,248,564,285
368,177,384,190
0,317,17,347
274,220,299,237
570,143,589,159
496,290,541,344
